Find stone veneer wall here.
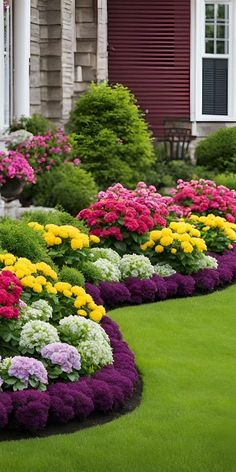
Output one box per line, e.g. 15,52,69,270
30,0,99,124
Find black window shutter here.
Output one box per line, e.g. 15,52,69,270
202,58,228,115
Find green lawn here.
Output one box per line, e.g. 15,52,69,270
1,286,236,472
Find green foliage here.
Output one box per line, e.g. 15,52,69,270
195,127,236,172
9,114,55,135
59,266,85,287
31,163,98,215
66,83,155,188
144,145,204,189
0,219,51,263
80,261,102,284
213,172,236,190
21,208,88,233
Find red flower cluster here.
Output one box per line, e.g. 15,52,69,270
78,183,168,242
0,271,23,319
171,179,236,222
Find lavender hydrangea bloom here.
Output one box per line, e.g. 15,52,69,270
41,343,81,374
8,356,48,386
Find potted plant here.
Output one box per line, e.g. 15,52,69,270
0,151,36,201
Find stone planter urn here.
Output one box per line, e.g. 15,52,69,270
0,178,25,202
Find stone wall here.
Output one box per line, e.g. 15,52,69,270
30,0,101,125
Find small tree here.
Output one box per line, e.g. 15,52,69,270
67,83,155,188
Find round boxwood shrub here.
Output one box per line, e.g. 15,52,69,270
195,127,236,172
59,266,85,287
66,83,155,188
32,164,98,215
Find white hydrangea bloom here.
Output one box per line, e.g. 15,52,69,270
120,254,154,280
153,263,176,277
19,320,59,353
91,259,121,282
89,248,121,265
59,315,113,374
20,299,53,324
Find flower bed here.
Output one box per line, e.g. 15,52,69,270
0,316,138,433
85,246,236,308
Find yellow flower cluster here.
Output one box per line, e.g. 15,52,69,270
141,222,207,254
189,214,236,241
54,282,106,322
0,253,58,294
28,222,100,250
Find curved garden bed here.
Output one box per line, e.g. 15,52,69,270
0,316,139,435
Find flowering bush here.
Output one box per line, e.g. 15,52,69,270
119,254,154,280
0,356,48,391
15,130,78,175
91,259,121,282
20,299,53,324
141,222,207,274
5,130,33,147
19,320,59,354
79,182,169,254
41,343,81,381
171,179,236,222
189,214,236,253
0,270,22,320
0,150,36,185
58,315,113,374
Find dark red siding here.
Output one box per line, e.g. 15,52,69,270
108,0,191,136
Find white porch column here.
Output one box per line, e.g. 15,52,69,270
97,0,108,82
0,0,4,130
13,0,31,119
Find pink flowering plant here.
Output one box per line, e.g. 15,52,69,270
13,130,80,175
171,179,236,223
0,151,36,185
78,182,169,254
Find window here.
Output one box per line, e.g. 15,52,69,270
205,3,229,54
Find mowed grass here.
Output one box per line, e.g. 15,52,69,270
1,285,236,472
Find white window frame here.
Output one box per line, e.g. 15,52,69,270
191,0,236,122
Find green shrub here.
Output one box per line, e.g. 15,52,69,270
80,261,102,284
31,164,98,215
195,127,236,172
22,209,88,233
9,114,55,135
0,219,51,263
59,266,85,287
66,83,155,188
213,172,236,190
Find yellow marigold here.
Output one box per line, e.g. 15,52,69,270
71,286,86,296
58,228,69,238
63,289,72,298
3,254,16,265
54,237,62,245
89,235,100,244
155,245,164,253
77,309,87,317
35,276,47,285
45,224,60,235
28,222,44,232
33,283,42,293
171,248,177,254
15,270,26,279
90,309,103,322
74,297,87,308
44,232,56,246
55,282,72,292
46,283,57,295
20,276,35,288
70,238,82,250
161,228,173,237
181,242,193,253
150,230,162,241
160,236,173,247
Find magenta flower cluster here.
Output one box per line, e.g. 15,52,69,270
0,151,36,185
15,129,77,175
41,342,81,374
0,270,23,320
0,317,138,432
171,179,236,222
8,356,48,386
79,182,168,243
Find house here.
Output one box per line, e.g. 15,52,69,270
0,0,235,139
